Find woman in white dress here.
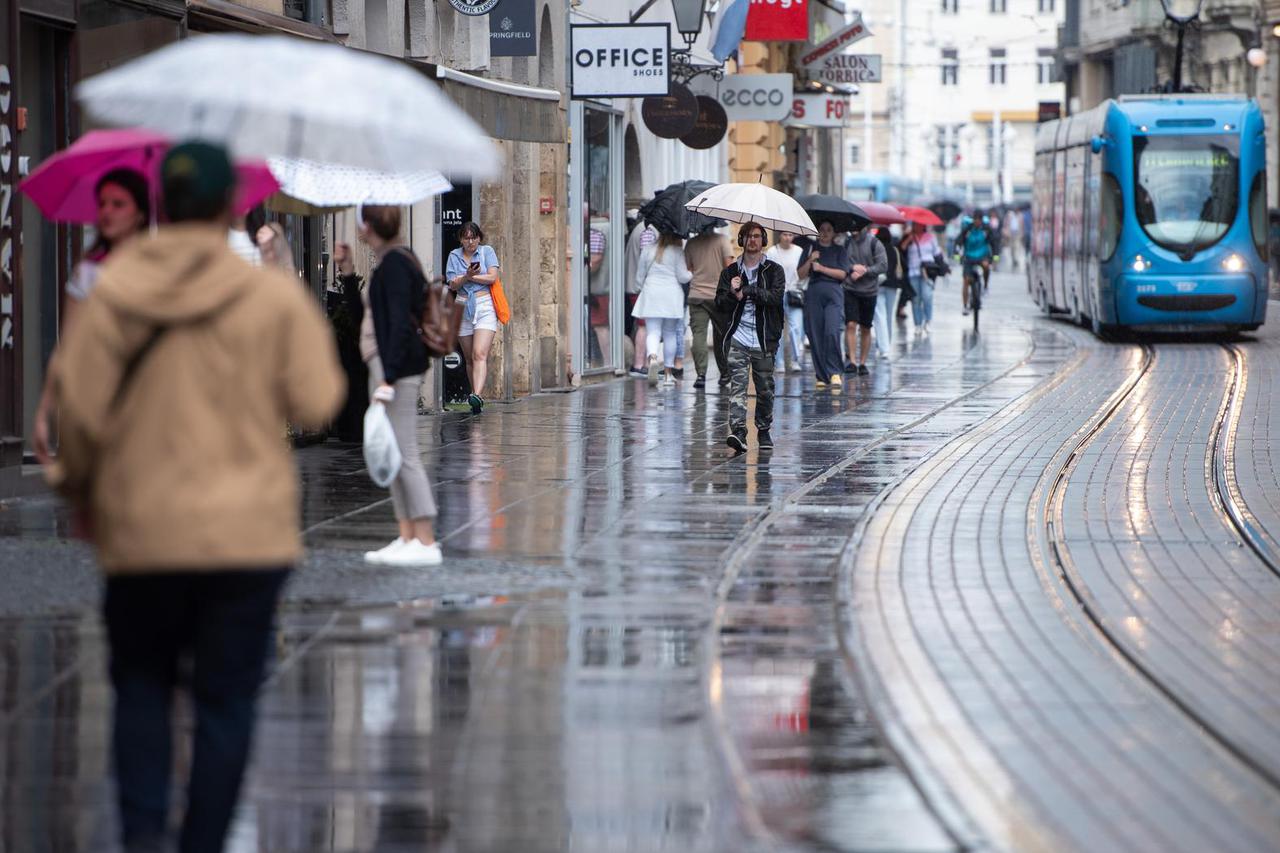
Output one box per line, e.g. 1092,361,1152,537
632,232,692,387
766,231,806,372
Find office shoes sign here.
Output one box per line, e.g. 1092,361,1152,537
807,54,882,85
716,73,793,121
744,0,808,42
571,24,670,99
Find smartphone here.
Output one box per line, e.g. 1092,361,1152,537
469,261,480,271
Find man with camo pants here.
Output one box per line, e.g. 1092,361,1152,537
715,221,786,453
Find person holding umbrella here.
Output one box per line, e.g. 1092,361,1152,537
901,222,944,333
716,222,785,452
31,167,150,464
798,220,851,389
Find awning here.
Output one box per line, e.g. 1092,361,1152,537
427,64,565,145
186,0,336,40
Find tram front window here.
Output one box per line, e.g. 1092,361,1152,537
1134,135,1239,256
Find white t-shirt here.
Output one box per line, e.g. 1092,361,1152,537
766,244,804,291
731,260,762,350
228,228,261,267
65,259,102,303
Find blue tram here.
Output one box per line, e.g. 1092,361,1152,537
1031,95,1268,335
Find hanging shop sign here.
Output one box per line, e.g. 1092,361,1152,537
744,0,809,42
450,0,500,16
715,73,793,121
786,94,851,128
642,84,699,139
680,97,728,149
489,0,537,57
799,14,871,68
806,54,882,85
571,24,671,99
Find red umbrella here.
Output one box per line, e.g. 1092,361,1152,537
19,128,279,225
857,201,907,225
897,205,944,227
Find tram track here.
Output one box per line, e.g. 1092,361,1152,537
1038,339,1280,793
1209,343,1280,581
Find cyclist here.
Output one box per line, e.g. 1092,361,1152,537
955,214,994,316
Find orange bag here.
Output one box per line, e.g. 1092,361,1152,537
490,277,511,325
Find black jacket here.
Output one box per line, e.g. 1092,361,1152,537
368,249,428,384
714,256,785,357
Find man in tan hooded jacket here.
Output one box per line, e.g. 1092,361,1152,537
48,141,344,853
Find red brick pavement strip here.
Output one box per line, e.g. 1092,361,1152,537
1054,340,1280,786
841,328,1280,852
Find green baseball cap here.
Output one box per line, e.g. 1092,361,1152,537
161,141,236,220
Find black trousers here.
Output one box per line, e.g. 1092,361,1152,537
104,568,290,853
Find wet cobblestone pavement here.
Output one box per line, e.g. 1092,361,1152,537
4,274,1280,851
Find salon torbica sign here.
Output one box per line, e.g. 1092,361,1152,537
570,24,671,99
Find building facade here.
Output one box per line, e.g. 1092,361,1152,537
849,0,1066,205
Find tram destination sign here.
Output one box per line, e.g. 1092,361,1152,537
806,54,882,85
570,24,671,99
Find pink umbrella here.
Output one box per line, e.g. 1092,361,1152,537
19,128,279,224
857,201,908,226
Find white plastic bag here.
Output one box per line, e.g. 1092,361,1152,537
362,402,402,488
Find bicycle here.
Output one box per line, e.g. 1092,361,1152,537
963,260,984,332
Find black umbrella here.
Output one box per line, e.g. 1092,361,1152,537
639,180,725,236
795,193,871,233
927,199,963,222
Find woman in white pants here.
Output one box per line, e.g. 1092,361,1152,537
872,227,906,360
632,232,693,386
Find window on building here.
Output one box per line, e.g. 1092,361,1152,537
990,48,1007,85
848,142,862,168
986,124,997,169
942,48,959,86
1038,48,1056,84
942,0,958,12
1038,0,1055,11
990,0,1006,12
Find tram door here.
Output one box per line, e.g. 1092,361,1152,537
1082,149,1101,321
1052,142,1068,310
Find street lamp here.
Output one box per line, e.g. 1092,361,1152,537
671,0,709,50
1159,0,1205,92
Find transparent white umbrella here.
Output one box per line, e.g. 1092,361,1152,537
75,33,502,180
268,157,452,214
685,182,818,236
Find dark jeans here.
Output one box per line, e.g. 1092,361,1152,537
804,280,845,383
105,568,290,853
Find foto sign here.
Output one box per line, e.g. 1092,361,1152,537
715,73,793,121
799,14,871,68
744,0,808,42
570,24,670,99
786,93,850,127
806,54,882,85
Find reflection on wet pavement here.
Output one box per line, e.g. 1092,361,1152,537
1,277,1068,851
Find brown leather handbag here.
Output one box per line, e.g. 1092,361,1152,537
390,247,463,359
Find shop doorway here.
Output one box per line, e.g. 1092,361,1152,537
570,103,622,376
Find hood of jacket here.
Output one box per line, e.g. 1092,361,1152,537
94,223,257,324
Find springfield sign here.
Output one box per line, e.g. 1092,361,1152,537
806,54,882,85
571,24,671,99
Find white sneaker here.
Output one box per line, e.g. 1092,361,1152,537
381,539,443,566
647,355,660,387
962,306,970,316
364,537,407,564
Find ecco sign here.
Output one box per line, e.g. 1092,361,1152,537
571,24,671,99
715,73,793,121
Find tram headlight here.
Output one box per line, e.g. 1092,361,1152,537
1222,253,1246,272
1131,254,1153,272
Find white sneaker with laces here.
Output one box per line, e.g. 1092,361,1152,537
382,539,444,566
364,537,407,564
